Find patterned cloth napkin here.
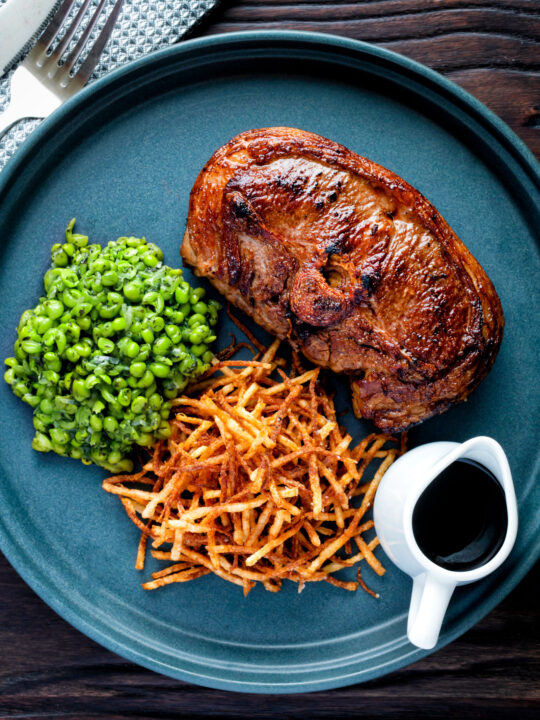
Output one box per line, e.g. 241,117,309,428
0,0,220,169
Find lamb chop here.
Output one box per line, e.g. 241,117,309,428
181,127,504,432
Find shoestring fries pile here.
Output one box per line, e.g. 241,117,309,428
103,340,406,595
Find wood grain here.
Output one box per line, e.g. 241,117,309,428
0,552,538,718
199,0,540,156
1,2,539,717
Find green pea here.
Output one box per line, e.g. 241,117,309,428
149,362,171,378
98,303,120,319
165,324,182,344
64,321,81,342
35,316,53,335
75,427,89,441
90,415,103,432
102,270,118,286
175,284,190,305
75,301,93,318
187,313,207,327
94,369,112,385
21,340,42,354
70,233,89,249
148,393,163,410
107,450,123,465
142,291,158,306
32,433,53,452
136,344,151,362
142,242,162,260
193,301,208,315
192,327,210,344
131,396,147,414
60,269,78,288
190,287,205,303
180,356,197,375
45,299,64,319
118,388,132,406
153,336,172,355
32,415,47,431
13,341,26,361
123,281,143,302
150,316,165,333
123,340,139,358
71,379,90,400
39,398,55,414
77,316,92,331
142,251,159,268
202,350,214,364
137,369,154,388
111,316,126,332
65,346,80,363
191,343,207,357
168,310,184,325
129,361,146,378
97,337,115,354
3,368,14,384
84,374,100,390
23,394,40,408
43,370,60,384
74,342,92,358
140,326,154,344
52,249,69,267
103,416,118,433
89,431,102,447
90,258,107,273
50,428,70,446
44,268,64,294
156,422,172,439
55,330,67,354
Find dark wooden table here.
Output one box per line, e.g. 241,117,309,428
1,2,539,718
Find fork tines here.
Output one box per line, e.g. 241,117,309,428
29,0,124,87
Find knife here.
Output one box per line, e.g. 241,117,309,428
0,0,59,76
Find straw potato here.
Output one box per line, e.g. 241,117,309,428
103,339,406,596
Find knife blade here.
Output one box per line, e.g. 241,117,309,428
0,0,59,76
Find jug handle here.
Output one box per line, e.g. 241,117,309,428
407,573,455,649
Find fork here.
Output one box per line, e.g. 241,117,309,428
0,0,123,140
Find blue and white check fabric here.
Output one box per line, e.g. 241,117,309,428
0,0,219,169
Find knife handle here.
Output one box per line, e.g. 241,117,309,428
0,0,58,76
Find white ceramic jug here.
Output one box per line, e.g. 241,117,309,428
373,436,518,650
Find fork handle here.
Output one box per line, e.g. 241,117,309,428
0,104,36,141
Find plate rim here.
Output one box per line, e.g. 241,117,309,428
0,29,539,694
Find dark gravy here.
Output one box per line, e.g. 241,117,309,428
412,459,507,571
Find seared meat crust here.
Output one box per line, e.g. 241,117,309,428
181,127,504,431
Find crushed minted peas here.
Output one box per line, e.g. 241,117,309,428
4,220,220,473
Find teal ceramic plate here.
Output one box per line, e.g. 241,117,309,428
0,32,539,693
